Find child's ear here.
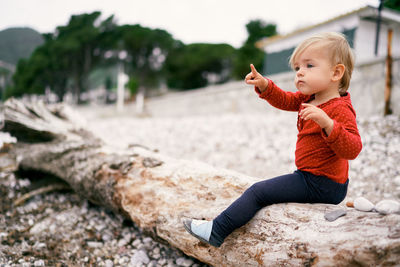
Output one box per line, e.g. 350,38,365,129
332,64,345,82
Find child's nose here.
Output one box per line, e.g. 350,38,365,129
296,68,304,77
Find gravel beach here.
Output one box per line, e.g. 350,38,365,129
1,94,400,266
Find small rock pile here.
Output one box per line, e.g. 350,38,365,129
352,196,400,214
0,172,208,266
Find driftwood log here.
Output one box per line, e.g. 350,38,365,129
3,98,400,266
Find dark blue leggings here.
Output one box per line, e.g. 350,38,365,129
212,170,348,242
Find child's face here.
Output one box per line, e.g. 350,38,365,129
293,43,335,96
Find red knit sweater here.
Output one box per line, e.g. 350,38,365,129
255,79,362,184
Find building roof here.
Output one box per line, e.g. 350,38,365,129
256,5,400,49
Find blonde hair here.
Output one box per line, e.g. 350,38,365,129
289,32,354,94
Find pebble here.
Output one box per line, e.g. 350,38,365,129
0,132,17,148
130,250,150,266
353,197,375,212
34,260,45,266
176,257,194,267
87,241,104,248
394,176,400,186
143,237,153,244
324,209,347,222
158,259,167,266
117,238,128,247
153,247,161,259
104,259,114,267
374,200,400,215
102,233,112,242
119,256,129,265
133,238,142,248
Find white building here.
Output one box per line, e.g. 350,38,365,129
256,5,400,75
255,5,400,116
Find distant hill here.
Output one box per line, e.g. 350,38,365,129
0,27,44,66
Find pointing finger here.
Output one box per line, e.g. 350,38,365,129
250,64,258,75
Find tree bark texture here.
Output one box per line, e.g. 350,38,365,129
3,98,400,266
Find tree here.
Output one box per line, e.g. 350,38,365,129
56,12,117,103
118,24,177,96
384,0,400,11
8,12,118,102
233,20,277,79
165,43,236,90
8,33,69,100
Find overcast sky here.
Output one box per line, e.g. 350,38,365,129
1,0,379,48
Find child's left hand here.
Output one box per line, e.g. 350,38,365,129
300,103,334,135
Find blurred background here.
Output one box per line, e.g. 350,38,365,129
0,0,398,116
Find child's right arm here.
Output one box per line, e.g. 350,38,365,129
245,64,307,112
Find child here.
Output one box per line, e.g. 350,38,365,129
183,32,362,247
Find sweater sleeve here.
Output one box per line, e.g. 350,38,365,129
322,104,362,160
255,78,308,112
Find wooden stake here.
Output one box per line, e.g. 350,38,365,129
384,29,393,116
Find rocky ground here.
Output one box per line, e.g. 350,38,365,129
0,168,208,267
1,97,400,266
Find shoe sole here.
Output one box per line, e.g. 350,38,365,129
183,219,217,247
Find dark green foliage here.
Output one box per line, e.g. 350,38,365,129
55,12,117,103
165,43,236,90
118,24,177,90
7,12,118,102
232,20,277,79
6,12,277,101
384,0,400,11
127,77,139,95
245,20,277,46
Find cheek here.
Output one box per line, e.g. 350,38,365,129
311,72,329,84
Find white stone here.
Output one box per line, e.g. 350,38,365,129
119,256,129,265
132,239,142,248
394,176,400,186
102,234,112,242
87,241,103,248
143,237,153,244
353,197,375,212
375,200,400,215
130,250,150,266
105,259,114,267
34,260,45,266
176,257,193,267
152,247,161,259
158,259,167,265
117,238,128,247
0,132,17,148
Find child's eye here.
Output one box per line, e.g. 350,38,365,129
307,63,314,68
294,66,300,71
